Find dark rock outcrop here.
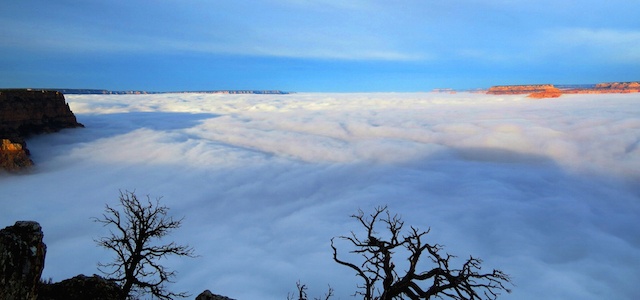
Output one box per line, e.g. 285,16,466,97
0,139,34,170
0,221,47,300
0,89,83,171
37,274,125,300
196,290,236,300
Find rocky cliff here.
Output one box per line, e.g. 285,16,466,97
0,139,34,170
486,82,640,98
0,221,47,300
486,84,555,95
196,290,237,300
0,89,83,171
595,81,640,89
563,81,640,94
487,84,562,98
526,89,563,99
37,274,126,300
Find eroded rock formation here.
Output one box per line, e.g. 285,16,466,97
0,89,83,171
0,221,47,300
487,84,563,98
487,84,557,95
564,81,640,94
37,274,125,300
595,82,640,89
1,139,34,170
527,89,563,99
486,82,640,99
196,290,236,300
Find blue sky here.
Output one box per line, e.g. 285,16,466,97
2,0,640,92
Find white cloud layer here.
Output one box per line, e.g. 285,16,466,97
1,93,640,300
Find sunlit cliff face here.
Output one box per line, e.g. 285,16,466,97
2,92,639,300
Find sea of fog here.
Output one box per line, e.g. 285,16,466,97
1,92,639,300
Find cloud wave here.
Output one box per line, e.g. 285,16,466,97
1,92,639,300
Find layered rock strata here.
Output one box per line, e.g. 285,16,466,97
1,139,34,170
487,84,557,95
526,88,563,99
0,89,83,171
0,221,47,300
563,81,640,94
595,82,640,89
486,81,640,98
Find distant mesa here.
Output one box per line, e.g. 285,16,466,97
485,81,640,98
431,88,485,93
563,81,640,94
432,81,640,99
485,84,562,99
487,84,558,95
0,89,83,171
595,82,640,89
51,89,293,95
431,89,457,94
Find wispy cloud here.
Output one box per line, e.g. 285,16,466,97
543,28,640,63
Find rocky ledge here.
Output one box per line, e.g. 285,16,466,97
2,221,233,300
0,221,47,300
0,89,83,171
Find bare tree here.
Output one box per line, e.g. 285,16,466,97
287,281,334,300
331,206,511,300
93,190,196,300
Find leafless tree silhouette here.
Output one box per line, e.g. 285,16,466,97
93,190,196,299
287,281,334,300
331,206,511,300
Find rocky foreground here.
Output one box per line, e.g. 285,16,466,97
0,221,233,300
0,89,83,171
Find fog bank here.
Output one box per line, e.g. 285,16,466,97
1,92,639,300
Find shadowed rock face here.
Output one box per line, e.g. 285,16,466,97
196,290,236,300
0,89,83,171
0,221,47,300
0,89,83,139
37,274,125,300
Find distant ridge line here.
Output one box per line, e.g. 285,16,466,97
32,89,293,95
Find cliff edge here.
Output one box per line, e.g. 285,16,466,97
0,89,83,171
486,81,640,98
487,84,559,95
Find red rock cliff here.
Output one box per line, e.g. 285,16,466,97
487,84,557,95
0,89,83,171
595,82,640,89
